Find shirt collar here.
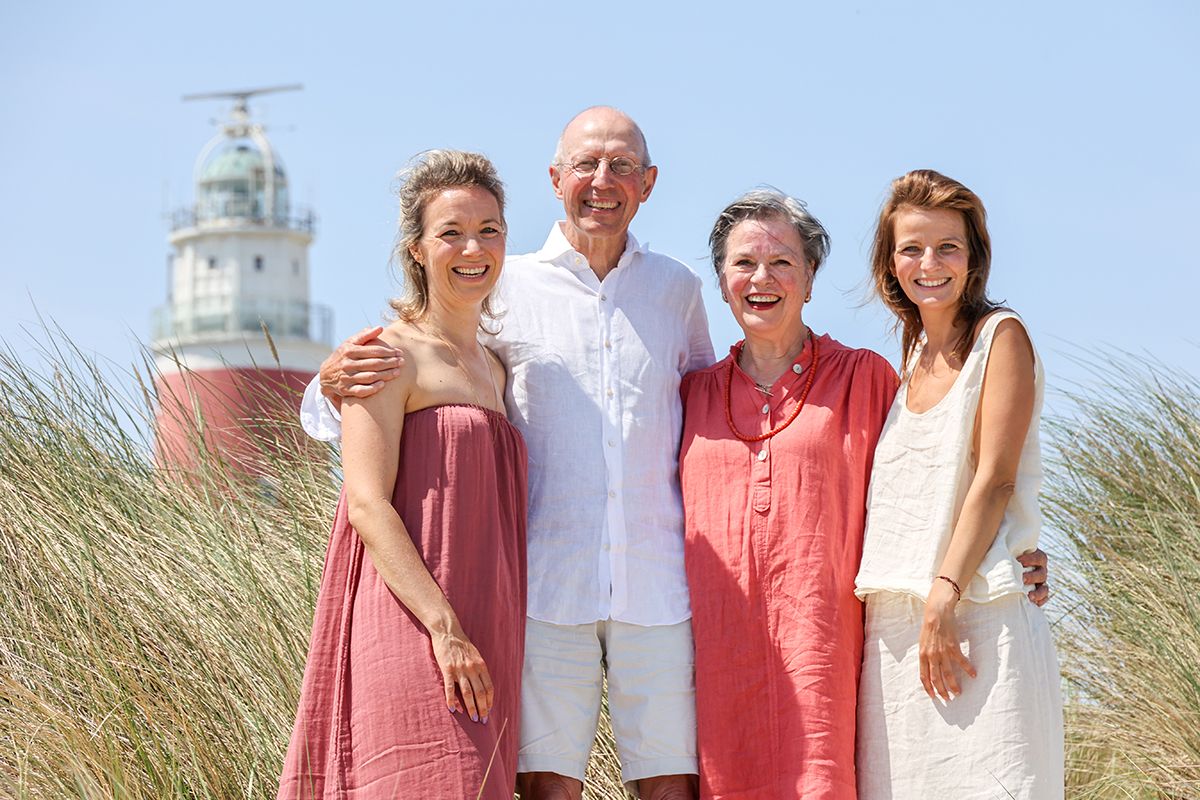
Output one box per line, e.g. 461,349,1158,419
535,222,648,272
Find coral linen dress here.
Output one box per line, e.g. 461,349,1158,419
679,335,897,800
278,404,527,800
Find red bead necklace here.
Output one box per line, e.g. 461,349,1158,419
724,332,820,443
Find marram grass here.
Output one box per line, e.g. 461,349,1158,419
0,332,1195,798
1045,355,1200,798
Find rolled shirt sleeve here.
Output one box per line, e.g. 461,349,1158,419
299,374,343,443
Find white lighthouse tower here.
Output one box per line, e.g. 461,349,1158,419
152,85,331,467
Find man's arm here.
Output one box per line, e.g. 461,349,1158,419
298,326,404,442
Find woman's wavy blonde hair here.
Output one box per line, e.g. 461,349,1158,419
389,149,506,325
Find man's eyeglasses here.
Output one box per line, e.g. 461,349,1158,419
559,156,644,177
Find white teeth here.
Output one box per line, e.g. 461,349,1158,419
453,266,487,276
585,200,618,209
915,277,950,287
747,294,780,303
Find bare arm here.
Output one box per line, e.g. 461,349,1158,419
319,326,405,410
920,318,1037,701
341,355,493,722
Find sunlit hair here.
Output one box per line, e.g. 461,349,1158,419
870,169,997,372
552,106,653,168
389,149,506,325
708,189,831,283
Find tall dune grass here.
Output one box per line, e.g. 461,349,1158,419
1045,355,1200,798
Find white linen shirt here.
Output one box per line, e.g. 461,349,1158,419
300,223,715,626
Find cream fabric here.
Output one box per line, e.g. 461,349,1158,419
857,592,1063,799
855,311,1045,603
516,618,698,786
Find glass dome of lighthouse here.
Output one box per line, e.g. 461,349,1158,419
194,135,290,226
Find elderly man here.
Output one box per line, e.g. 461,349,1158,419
300,106,713,800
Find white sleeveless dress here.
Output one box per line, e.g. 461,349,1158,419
854,311,1064,799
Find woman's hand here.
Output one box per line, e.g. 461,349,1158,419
919,579,977,701
319,326,405,408
431,626,494,724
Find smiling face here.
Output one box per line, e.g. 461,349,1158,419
719,216,814,344
890,206,970,315
410,185,506,313
550,108,657,255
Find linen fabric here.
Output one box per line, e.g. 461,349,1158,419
855,311,1045,603
517,618,698,786
679,335,898,800
853,310,1063,797
301,223,715,626
857,592,1064,799
277,405,528,800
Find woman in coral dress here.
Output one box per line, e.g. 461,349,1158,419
679,190,898,798
277,150,527,799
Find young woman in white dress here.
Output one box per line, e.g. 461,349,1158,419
854,169,1063,799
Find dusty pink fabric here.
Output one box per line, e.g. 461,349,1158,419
679,336,897,800
278,404,527,800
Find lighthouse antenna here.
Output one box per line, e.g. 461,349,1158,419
182,83,303,117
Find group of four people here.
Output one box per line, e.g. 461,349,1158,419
276,106,1063,799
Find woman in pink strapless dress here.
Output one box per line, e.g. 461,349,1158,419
278,151,527,799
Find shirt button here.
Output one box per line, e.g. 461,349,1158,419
605,340,612,349
606,388,614,398
609,490,617,498
761,403,770,414
608,439,615,447
792,363,803,374
757,449,768,462
600,293,608,301
603,541,610,551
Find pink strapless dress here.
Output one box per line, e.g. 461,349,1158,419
278,404,527,799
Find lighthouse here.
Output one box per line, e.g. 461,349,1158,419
151,85,331,469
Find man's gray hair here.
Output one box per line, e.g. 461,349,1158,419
708,189,831,281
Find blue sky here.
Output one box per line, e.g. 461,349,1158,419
1,1,1196,403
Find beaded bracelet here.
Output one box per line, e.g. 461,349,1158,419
936,575,963,597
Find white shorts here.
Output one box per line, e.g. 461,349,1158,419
517,617,698,786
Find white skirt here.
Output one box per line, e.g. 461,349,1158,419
857,591,1064,799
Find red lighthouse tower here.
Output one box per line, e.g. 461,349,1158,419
151,86,330,470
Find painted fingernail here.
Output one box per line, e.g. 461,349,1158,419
449,706,458,714
482,715,489,725
470,712,479,722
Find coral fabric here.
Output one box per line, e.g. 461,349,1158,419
679,335,897,800
277,404,527,800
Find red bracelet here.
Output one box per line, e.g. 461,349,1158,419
936,575,963,597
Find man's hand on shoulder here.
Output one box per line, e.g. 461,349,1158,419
320,326,405,410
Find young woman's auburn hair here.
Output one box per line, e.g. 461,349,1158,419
870,169,997,373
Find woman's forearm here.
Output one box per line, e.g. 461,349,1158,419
936,472,1015,593
348,497,462,636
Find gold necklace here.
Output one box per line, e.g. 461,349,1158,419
429,326,499,411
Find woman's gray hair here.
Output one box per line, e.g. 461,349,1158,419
389,149,506,323
708,189,831,281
